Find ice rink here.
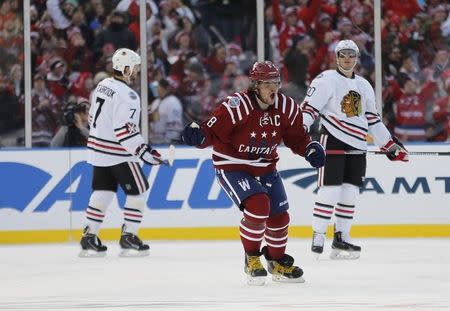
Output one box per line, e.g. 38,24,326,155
1,239,450,311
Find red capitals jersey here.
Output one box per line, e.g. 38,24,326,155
199,91,311,176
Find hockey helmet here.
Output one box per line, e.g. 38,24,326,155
112,48,141,77
334,40,360,57
249,61,280,82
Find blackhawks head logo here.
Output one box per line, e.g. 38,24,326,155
340,90,362,117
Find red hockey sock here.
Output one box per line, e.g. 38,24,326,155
239,193,270,254
265,211,290,260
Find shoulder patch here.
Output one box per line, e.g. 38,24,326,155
129,91,137,100
306,86,316,97
227,96,241,108
125,122,138,134
315,73,323,79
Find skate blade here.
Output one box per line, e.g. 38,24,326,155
78,249,107,258
330,249,360,260
119,249,150,257
246,275,266,286
312,252,321,261
272,275,305,283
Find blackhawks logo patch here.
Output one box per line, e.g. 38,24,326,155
340,90,362,117
125,122,138,134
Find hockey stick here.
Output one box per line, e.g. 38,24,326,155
160,144,176,166
326,150,450,156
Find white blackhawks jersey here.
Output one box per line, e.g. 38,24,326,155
301,70,391,150
87,77,145,167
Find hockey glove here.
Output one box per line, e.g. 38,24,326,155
182,122,205,146
381,136,409,162
305,141,325,168
136,144,163,165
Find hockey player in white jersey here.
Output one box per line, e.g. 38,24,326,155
79,48,163,257
301,40,409,260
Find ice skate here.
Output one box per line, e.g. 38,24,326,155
119,225,149,257
79,233,107,258
330,231,361,260
244,252,267,286
262,246,305,283
311,231,325,260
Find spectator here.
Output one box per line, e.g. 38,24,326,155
93,10,136,61
51,96,89,147
392,73,438,141
205,43,227,79
283,34,309,98
46,0,78,30
0,70,21,134
31,73,59,146
179,60,208,124
148,78,183,144
46,59,68,101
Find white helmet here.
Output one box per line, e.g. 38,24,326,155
112,48,141,81
334,39,359,56
334,40,359,74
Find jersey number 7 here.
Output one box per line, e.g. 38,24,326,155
93,97,105,128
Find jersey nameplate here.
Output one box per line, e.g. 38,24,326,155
96,85,115,98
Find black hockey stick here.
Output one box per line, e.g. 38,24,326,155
326,150,450,156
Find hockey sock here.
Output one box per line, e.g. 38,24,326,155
240,193,270,254
264,211,289,260
84,206,104,235
313,186,341,233
123,194,147,235
335,183,359,234
84,191,114,235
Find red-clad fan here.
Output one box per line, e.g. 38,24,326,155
181,60,325,285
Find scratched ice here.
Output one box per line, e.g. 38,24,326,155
1,239,449,311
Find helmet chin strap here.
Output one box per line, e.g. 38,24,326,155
337,58,357,74
122,66,134,84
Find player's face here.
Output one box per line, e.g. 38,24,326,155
337,49,358,71
129,64,140,82
257,79,280,106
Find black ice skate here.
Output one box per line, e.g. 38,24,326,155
330,231,361,260
79,232,107,258
244,252,268,286
262,246,305,283
119,225,149,257
311,231,326,260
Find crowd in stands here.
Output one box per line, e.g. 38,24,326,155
0,0,448,147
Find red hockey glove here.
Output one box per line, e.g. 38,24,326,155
381,136,409,162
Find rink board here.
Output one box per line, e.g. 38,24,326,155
0,145,449,243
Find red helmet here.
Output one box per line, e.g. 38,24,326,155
249,61,280,82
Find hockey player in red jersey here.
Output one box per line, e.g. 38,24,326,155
182,61,325,285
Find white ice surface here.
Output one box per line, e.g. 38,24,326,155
1,239,450,311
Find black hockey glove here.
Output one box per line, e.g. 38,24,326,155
182,122,205,146
381,136,409,162
136,144,163,165
305,141,325,168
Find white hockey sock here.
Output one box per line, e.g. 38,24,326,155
335,183,359,235
84,206,104,235
122,193,147,235
313,186,341,233
85,191,114,235
123,207,142,235
335,203,354,234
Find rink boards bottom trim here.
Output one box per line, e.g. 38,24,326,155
1,224,450,243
